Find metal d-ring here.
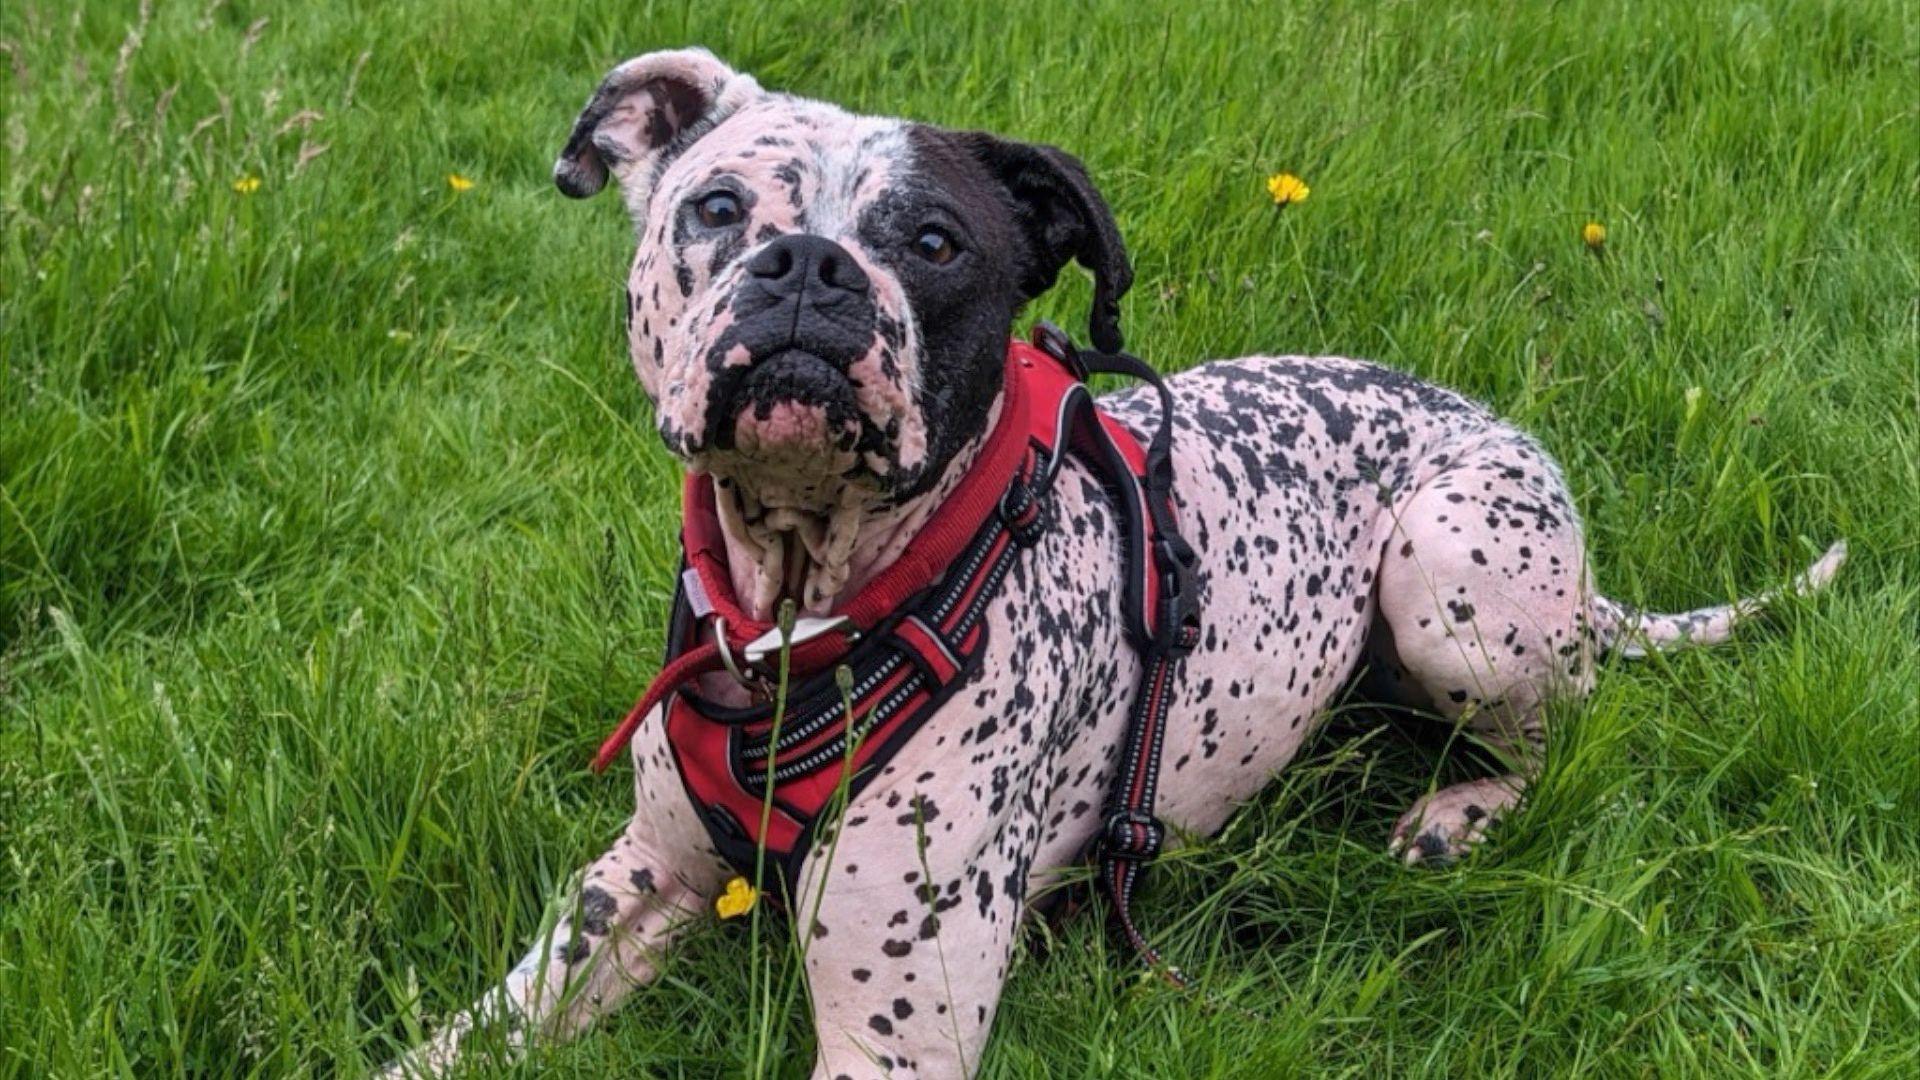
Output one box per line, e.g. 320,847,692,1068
712,617,755,688
714,614,854,696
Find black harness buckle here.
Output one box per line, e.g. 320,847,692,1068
1151,531,1202,658
1153,533,1197,576
1102,810,1166,862
998,474,1050,548
1030,321,1089,382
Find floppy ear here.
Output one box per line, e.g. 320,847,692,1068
952,133,1133,353
554,48,763,219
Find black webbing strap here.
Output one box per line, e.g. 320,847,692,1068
1034,322,1202,984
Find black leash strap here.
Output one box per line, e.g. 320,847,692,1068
1035,323,1202,984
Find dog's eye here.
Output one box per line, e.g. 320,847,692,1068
696,191,744,229
914,227,957,265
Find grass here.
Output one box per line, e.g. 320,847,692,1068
2,0,1917,1075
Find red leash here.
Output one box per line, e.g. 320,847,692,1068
591,642,721,773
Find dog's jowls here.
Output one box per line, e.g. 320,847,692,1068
383,48,1843,1079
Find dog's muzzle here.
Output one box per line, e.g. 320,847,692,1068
708,235,878,450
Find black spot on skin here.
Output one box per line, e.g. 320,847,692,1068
893,998,914,1019
1464,804,1487,823
974,871,995,916
628,868,655,893
882,939,912,958
772,160,805,205
852,968,871,983
1415,832,1450,860
869,1014,893,1036
897,796,940,826
578,887,618,936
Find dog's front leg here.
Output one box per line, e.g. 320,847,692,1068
383,726,728,1076
381,821,718,1076
796,786,1038,1079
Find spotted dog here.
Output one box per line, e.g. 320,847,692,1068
383,48,1845,1078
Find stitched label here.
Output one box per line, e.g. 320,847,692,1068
683,568,714,618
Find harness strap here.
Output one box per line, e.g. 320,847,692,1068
1034,323,1202,985
1099,616,1202,984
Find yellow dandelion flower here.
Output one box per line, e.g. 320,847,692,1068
714,876,758,919
232,175,262,195
1266,172,1310,208
1582,221,1606,250
447,173,475,193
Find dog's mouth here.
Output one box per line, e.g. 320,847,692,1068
715,350,866,459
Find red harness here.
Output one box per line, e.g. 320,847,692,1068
594,324,1201,975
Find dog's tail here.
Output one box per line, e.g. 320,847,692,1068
1591,540,1847,659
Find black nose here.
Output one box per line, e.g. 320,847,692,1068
747,234,870,296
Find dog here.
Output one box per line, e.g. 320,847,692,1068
383,48,1845,1078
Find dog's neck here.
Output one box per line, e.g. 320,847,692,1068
709,397,1002,619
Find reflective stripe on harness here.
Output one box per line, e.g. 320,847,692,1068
595,323,1201,981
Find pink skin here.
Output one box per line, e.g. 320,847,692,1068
737,400,835,454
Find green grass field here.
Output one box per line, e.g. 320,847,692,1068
4,1,1917,1075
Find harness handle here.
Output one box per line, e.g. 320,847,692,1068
1033,322,1201,657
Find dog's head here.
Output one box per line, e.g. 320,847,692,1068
556,49,1130,503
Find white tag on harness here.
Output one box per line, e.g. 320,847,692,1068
683,568,715,619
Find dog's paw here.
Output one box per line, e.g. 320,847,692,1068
376,1011,500,1080
1388,777,1522,867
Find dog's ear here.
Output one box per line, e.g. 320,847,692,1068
554,48,763,219
952,133,1132,353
